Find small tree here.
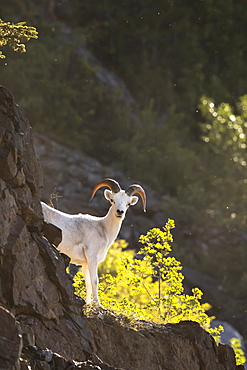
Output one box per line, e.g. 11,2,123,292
74,219,221,336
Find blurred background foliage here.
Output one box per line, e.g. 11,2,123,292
1,0,247,298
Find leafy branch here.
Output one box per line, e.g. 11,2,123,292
0,18,38,58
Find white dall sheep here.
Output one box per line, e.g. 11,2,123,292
41,178,146,306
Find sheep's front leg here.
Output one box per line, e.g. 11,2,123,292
81,265,92,304
86,256,101,306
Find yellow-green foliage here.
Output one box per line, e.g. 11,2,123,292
73,219,221,335
230,338,246,366
0,18,38,58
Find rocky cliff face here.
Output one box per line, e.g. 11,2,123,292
0,86,243,369
0,86,115,369
87,317,240,370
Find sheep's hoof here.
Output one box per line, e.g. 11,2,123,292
85,301,103,308
92,302,103,308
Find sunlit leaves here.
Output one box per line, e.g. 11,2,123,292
230,337,246,366
0,18,38,58
200,95,247,166
73,220,220,335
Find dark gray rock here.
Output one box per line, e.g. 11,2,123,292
87,316,243,370
0,306,22,370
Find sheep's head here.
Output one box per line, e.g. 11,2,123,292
90,178,146,219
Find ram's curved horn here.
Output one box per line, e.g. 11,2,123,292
125,184,146,212
89,178,121,201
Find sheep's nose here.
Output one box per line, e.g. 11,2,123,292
117,209,124,215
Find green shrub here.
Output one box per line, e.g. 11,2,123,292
198,95,247,229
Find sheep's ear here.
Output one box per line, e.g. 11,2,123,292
104,189,112,201
130,196,138,206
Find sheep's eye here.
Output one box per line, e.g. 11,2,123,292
110,199,114,203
